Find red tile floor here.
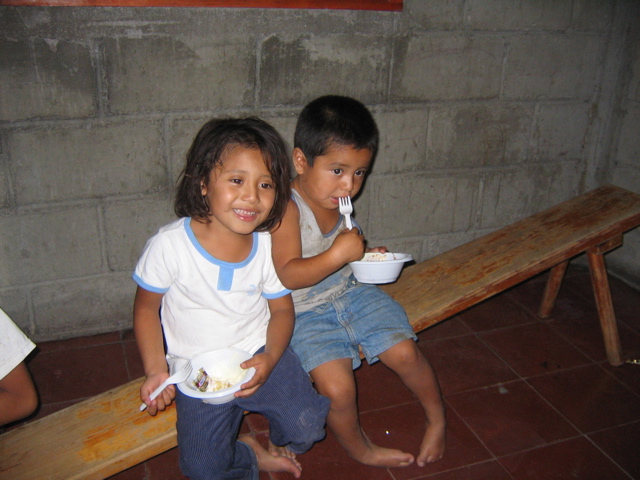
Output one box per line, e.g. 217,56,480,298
4,264,640,479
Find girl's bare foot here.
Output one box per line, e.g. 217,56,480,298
240,436,302,478
416,421,446,467
350,440,414,468
268,439,299,464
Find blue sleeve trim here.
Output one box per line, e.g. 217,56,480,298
132,273,169,294
263,288,292,300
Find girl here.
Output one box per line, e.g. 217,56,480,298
133,117,329,480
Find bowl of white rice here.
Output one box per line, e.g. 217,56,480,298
349,252,413,284
177,348,256,404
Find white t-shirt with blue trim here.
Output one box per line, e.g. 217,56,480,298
133,218,291,359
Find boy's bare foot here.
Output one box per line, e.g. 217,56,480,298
416,421,446,467
350,439,414,468
240,436,302,478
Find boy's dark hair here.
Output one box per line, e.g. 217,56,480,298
175,117,291,231
294,95,379,165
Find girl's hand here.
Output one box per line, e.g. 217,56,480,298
235,352,278,398
140,372,175,416
366,246,388,254
331,228,366,264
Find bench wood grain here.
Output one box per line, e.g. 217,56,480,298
0,379,177,480
1,184,639,480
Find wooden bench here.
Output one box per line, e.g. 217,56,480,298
1,184,639,479
380,183,640,367
0,379,177,480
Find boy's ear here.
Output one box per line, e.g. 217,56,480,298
292,148,310,175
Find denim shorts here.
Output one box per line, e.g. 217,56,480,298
290,276,417,373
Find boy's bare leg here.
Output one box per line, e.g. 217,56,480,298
240,435,302,478
311,358,415,468
379,339,446,466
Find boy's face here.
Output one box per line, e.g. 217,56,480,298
201,146,276,235
293,144,372,211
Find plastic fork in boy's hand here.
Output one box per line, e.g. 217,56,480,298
339,196,353,230
139,361,193,411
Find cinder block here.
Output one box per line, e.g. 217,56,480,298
400,0,464,30
105,36,254,114
31,273,134,341
572,0,614,32
465,0,572,30
104,197,175,272
367,175,477,237
422,230,484,261
374,109,430,173
545,160,584,206
168,117,212,184
615,104,640,168
0,152,10,208
0,39,95,121
8,120,165,204
612,167,640,195
259,35,390,107
503,34,603,100
427,103,533,168
478,163,583,229
531,103,591,162
264,114,297,154
392,33,503,101
0,206,103,288
628,46,640,103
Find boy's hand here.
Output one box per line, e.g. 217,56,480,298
235,352,278,398
140,372,174,416
332,228,366,264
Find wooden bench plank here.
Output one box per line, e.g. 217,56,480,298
380,184,640,347
0,379,177,480
1,184,639,479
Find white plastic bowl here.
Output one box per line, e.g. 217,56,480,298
177,348,255,404
349,252,413,284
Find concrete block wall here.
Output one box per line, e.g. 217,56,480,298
0,0,638,341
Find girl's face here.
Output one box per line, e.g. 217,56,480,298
201,146,276,236
293,144,372,212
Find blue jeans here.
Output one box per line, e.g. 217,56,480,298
176,346,330,480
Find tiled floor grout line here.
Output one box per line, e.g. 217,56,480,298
440,396,502,466
583,430,637,480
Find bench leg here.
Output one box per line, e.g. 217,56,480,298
586,247,623,366
538,261,569,318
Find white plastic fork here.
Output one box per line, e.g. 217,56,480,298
339,196,354,230
139,361,193,411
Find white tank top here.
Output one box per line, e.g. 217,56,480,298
290,188,354,313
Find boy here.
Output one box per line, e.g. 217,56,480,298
271,95,446,468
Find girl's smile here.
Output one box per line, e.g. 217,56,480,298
234,208,259,221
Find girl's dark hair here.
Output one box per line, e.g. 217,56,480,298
294,95,379,165
175,117,291,231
